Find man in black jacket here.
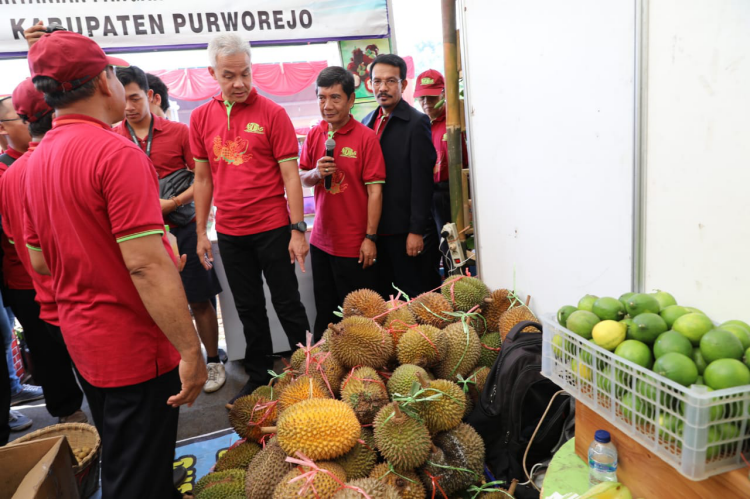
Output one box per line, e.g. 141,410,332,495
362,54,440,299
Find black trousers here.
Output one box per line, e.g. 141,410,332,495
217,226,309,384
78,367,181,499
376,226,442,300
0,334,9,445
4,288,83,418
310,244,377,340
432,183,453,276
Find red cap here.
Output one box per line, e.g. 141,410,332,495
28,31,129,93
12,78,52,123
414,69,445,98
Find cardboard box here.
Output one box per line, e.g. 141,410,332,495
0,436,79,499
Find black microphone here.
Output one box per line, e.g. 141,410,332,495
324,137,335,190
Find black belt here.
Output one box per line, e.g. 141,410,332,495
435,181,450,191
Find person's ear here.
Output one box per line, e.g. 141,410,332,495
208,66,217,81
401,78,408,92
0,123,8,136
97,71,114,98
147,89,154,101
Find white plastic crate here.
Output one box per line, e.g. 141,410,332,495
540,313,750,480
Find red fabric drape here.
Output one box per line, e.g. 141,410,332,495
150,61,329,101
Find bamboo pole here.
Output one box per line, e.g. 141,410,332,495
442,0,465,239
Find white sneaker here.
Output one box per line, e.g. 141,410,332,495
204,362,226,393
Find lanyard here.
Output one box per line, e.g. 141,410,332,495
125,116,154,157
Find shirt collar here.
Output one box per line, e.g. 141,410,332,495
52,114,112,131
27,141,40,153
214,87,258,106
431,112,446,125
319,115,356,136
151,113,165,132
4,147,23,160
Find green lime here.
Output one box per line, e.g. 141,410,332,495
625,293,661,317
699,328,744,363
673,313,714,346
718,324,750,351
619,392,653,421
627,313,668,343
614,340,653,368
566,310,600,340
649,290,677,309
658,413,684,445
706,426,721,459
652,352,699,386
699,386,726,422
635,379,657,401
704,359,750,390
744,347,750,370
685,306,706,315
592,320,627,351
552,334,564,359
660,305,690,329
577,294,599,312
592,297,626,321
695,375,704,385
692,347,708,375
570,358,592,382
653,330,693,359
721,319,750,331
717,422,740,439
618,292,635,309
557,305,578,328
596,366,611,393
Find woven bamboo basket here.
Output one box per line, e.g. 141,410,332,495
12,423,101,498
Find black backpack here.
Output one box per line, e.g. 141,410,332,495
467,320,572,499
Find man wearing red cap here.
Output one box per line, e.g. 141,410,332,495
414,69,469,251
24,30,206,497
0,78,88,428
191,33,309,404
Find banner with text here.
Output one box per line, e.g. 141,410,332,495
0,0,389,57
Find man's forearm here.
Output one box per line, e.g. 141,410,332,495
130,258,202,358
193,167,213,235
300,169,321,189
176,184,195,206
366,185,383,234
281,162,305,223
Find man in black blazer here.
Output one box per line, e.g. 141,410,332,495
362,54,441,299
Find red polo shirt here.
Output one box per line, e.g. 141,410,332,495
430,113,469,183
299,117,386,258
190,89,299,236
23,114,180,388
114,114,194,179
0,147,23,175
0,144,58,324
374,107,390,139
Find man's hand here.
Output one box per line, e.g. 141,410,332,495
167,353,207,408
196,233,213,270
406,233,424,257
24,22,46,49
160,198,176,215
359,238,377,269
178,254,187,273
316,156,337,181
289,231,309,272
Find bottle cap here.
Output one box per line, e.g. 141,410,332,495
595,430,611,443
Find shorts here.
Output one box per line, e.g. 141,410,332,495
170,222,222,304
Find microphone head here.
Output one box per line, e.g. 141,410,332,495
325,138,336,150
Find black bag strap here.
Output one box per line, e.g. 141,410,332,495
506,320,543,344
0,153,14,167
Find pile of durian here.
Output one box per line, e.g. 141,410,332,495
194,276,538,498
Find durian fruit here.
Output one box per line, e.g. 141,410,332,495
276,398,361,461
409,292,454,329
463,390,474,418
228,391,278,442
245,437,295,499
340,366,390,424
441,275,490,312
414,375,466,434
419,423,485,495
387,364,431,398
278,374,331,413
214,441,261,472
343,289,389,325
271,370,294,398
329,317,393,369
434,322,482,381
467,366,491,405
478,332,502,368
332,478,401,499
273,462,347,499
373,403,432,470
335,427,378,480
369,463,426,499
396,324,447,368
251,385,276,399
291,345,321,372
383,299,417,348
194,469,245,498
319,328,333,352
498,305,539,341
305,352,346,397
481,289,512,333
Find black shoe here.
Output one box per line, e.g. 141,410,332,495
173,465,187,486
228,379,259,406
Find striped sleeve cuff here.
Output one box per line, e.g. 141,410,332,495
193,158,209,163
365,181,385,185
116,229,165,244
278,156,299,164
26,244,42,252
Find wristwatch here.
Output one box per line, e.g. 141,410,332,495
365,234,378,242
289,221,308,233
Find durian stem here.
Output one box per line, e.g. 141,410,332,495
260,426,277,434
508,479,518,496
525,295,531,307
484,297,494,304
415,372,429,389
393,402,403,419
225,403,234,411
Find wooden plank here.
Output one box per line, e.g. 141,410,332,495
575,402,750,498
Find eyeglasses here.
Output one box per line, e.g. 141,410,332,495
0,118,21,122
372,78,402,88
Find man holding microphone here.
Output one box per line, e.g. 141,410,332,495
299,67,385,339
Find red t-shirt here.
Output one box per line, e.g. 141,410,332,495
23,114,180,388
114,114,195,179
299,117,386,258
430,113,469,183
190,89,299,236
374,107,390,139
0,144,59,324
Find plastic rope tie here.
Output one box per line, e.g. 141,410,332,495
425,472,449,499
285,452,373,499
340,365,388,393
377,462,418,484
467,481,512,499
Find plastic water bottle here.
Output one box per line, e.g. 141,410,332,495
588,429,618,487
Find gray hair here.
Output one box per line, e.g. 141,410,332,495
208,33,252,68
